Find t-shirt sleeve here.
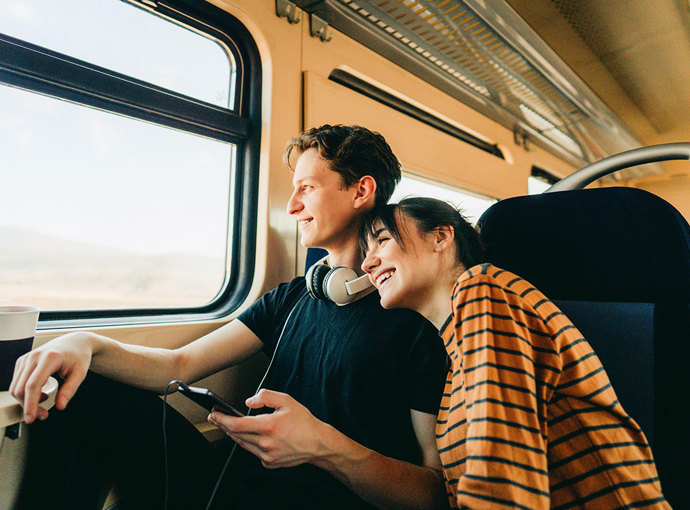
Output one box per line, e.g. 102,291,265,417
237,278,307,354
405,319,449,414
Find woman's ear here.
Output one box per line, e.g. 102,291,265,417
432,225,455,252
352,175,377,209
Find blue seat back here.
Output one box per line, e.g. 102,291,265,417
477,187,690,506
305,247,328,272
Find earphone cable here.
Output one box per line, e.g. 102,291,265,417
162,380,183,510
161,290,309,510
202,290,309,509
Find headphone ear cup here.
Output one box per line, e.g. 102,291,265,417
307,264,331,301
323,266,359,305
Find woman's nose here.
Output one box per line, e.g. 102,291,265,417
361,250,379,274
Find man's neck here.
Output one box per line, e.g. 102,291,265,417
324,242,364,274
324,244,377,305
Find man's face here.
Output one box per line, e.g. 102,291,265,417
286,148,362,251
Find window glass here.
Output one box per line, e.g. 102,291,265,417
391,175,496,224
528,176,551,194
529,167,559,195
0,84,232,311
0,0,235,109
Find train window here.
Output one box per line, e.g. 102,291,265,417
528,177,551,194
0,85,232,311
0,1,261,325
0,0,235,109
529,166,560,194
392,175,496,224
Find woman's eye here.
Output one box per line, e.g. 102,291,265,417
377,236,390,245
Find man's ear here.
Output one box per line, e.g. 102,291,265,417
432,226,455,252
352,175,377,209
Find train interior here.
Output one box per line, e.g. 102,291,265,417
1,0,689,508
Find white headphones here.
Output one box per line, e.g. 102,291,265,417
305,256,373,305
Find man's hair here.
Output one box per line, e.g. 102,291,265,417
360,197,485,270
284,124,401,208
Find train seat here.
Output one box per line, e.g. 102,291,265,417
477,186,690,507
305,247,328,271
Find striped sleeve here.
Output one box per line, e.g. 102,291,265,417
451,270,559,509
439,264,669,509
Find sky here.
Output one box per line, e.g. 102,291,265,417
0,0,236,257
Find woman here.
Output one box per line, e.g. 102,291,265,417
360,197,668,509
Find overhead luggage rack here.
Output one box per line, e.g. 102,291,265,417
299,0,664,181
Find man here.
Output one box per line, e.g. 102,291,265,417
11,125,449,509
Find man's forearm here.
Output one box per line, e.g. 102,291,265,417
87,332,183,392
311,421,449,510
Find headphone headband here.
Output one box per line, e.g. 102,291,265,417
345,274,373,294
305,255,373,305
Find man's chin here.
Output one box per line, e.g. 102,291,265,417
300,237,315,248
299,237,323,250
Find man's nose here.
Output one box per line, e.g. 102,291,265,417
287,190,302,216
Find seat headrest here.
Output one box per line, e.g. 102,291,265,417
477,187,690,303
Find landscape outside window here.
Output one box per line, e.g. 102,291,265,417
0,0,235,311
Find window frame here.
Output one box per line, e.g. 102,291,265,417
0,0,262,328
531,166,560,186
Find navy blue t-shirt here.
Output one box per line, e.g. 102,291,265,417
229,277,447,509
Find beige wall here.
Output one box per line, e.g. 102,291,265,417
633,176,690,221
300,15,575,198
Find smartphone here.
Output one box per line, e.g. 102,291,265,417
177,384,244,417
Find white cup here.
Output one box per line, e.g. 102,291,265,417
0,306,40,391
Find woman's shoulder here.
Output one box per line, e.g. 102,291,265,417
456,262,506,285
453,263,528,296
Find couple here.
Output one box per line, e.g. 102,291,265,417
11,125,667,509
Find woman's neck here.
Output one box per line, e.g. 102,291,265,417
420,264,466,330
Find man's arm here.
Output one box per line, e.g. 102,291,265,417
10,319,263,424
210,389,449,510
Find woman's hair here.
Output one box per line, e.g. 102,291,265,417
360,197,485,269
284,124,401,209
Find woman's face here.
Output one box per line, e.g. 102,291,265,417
361,212,438,311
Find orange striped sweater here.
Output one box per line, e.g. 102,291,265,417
437,263,669,509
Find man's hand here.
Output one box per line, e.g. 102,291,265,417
9,332,93,424
210,389,447,509
208,389,328,469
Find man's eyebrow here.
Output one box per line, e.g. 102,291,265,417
293,175,320,186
